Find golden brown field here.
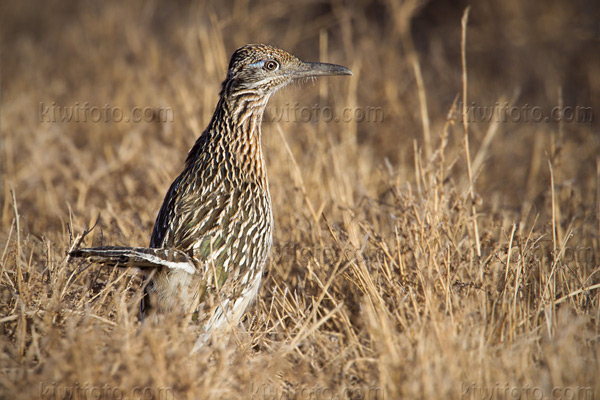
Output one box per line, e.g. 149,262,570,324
1,0,599,399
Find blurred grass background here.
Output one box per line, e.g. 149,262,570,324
1,0,599,398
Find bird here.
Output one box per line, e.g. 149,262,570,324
70,44,352,340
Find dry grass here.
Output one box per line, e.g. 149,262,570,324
1,0,600,398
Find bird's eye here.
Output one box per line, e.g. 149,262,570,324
264,60,279,71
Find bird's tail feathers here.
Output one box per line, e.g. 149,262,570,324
69,246,196,274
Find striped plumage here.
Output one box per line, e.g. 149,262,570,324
70,44,352,338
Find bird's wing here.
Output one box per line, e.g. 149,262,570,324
149,162,231,251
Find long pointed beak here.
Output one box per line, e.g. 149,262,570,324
293,62,353,78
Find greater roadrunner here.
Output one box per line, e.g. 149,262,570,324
70,44,351,338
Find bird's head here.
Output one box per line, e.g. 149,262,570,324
221,44,352,97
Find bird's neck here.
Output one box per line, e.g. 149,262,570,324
224,90,271,153
186,91,271,186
